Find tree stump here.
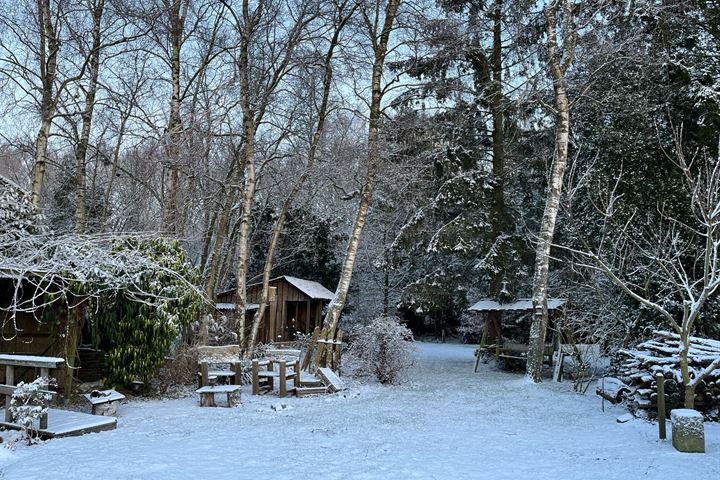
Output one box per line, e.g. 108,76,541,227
671,409,705,453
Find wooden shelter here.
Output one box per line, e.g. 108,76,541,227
0,274,101,393
216,276,335,344
469,298,567,372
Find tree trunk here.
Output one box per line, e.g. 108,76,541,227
162,0,187,235
323,0,402,333
527,0,573,382
679,330,695,408
30,0,60,208
243,6,352,357
75,0,105,233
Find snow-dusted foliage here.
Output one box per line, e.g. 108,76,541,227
0,180,206,333
346,316,415,384
8,377,56,445
0,176,44,240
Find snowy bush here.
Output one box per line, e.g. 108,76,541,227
9,377,56,445
346,316,415,385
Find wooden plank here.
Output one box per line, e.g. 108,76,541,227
252,359,260,395
333,330,343,371
301,327,320,370
318,367,345,393
0,408,116,438
279,360,287,397
4,365,13,422
0,355,65,369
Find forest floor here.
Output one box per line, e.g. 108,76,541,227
1,342,718,480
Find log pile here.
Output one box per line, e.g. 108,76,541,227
615,331,720,420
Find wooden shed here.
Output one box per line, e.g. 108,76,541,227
216,276,335,344
469,298,567,371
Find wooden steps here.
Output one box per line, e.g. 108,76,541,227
295,386,327,397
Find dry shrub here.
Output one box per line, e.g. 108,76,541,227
346,316,415,385
153,344,200,393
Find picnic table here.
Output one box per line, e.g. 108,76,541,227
0,354,65,427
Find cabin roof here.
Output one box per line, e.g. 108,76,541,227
281,276,334,300
215,303,259,311
468,298,567,312
218,276,334,301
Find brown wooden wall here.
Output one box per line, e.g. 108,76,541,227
218,278,328,343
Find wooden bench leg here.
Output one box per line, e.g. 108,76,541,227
232,361,242,386
5,365,14,422
227,390,240,407
279,360,287,398
39,411,48,429
200,393,216,407
252,360,259,395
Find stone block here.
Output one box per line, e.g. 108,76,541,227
671,409,705,453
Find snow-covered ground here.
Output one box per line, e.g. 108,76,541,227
1,342,718,480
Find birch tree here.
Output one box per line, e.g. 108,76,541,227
323,0,403,333
526,0,577,382
245,0,357,356
219,0,318,353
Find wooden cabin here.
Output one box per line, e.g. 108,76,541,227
216,276,335,344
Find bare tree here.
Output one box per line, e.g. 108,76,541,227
322,0,403,332
245,0,357,356
562,130,720,408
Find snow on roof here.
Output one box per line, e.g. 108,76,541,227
217,276,335,301
215,303,259,311
469,298,566,312
281,276,335,300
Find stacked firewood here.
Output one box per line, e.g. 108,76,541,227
615,331,720,420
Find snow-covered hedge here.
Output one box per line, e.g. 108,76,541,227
346,316,415,384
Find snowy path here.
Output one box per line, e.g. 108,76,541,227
1,342,718,480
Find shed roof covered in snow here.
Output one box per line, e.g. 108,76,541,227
468,298,566,312
215,303,259,311
280,276,335,300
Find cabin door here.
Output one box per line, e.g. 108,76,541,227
285,301,310,340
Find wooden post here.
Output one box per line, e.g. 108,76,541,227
5,365,14,422
279,360,287,397
313,327,328,371
334,330,344,372
656,373,666,440
200,362,209,388
293,360,300,390
302,327,320,370
305,301,311,335
252,360,259,395
232,361,242,386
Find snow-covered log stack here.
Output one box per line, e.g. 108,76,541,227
616,331,720,420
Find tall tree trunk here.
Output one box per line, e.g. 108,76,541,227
75,0,105,233
323,0,402,333
31,0,60,208
162,0,188,234
527,0,574,382
485,0,506,344
243,4,353,357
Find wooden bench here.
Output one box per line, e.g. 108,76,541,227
196,345,242,387
252,349,301,397
196,385,241,407
0,354,64,428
